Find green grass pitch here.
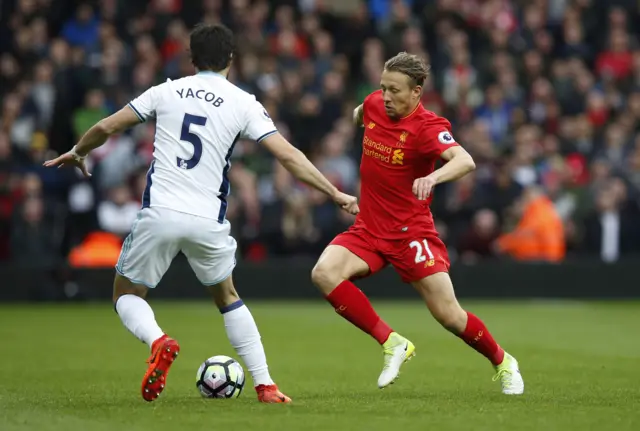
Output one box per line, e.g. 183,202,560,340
1,300,639,430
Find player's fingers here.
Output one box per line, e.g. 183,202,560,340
79,161,92,178
419,180,428,200
43,157,62,167
423,185,431,200
412,179,419,196
341,201,358,215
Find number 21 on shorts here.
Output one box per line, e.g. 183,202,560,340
410,239,435,267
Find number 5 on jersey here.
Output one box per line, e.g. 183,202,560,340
178,113,207,170
410,239,435,267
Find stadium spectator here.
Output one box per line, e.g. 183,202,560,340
97,184,139,238
0,0,639,267
583,178,640,262
10,195,57,267
457,208,500,263
495,186,566,262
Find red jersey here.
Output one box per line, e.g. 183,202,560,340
356,90,459,239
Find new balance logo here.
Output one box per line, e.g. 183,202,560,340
336,305,347,313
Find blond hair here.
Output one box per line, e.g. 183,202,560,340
384,52,430,87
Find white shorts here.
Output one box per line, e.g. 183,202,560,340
115,207,237,288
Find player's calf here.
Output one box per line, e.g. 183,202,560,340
312,246,394,344
113,275,179,401
453,309,525,394
208,276,293,401
113,275,165,347
314,244,417,387
412,272,524,393
412,273,505,364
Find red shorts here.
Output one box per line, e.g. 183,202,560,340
330,223,451,283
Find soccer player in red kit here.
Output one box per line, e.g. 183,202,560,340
311,52,524,395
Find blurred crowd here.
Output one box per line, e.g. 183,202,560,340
1,0,640,269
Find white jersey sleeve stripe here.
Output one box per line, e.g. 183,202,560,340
216,134,241,223
141,160,155,208
256,130,277,143
242,99,277,141
128,102,145,123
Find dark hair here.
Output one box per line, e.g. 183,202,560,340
190,23,235,72
384,52,430,87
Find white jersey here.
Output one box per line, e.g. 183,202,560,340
128,71,277,223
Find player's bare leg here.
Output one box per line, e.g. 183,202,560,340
208,275,290,403
113,274,179,402
312,245,415,388
411,272,524,395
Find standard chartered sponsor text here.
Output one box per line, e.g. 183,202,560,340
363,135,393,163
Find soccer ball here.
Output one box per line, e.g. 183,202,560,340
196,355,245,398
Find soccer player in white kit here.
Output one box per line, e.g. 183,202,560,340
44,23,359,404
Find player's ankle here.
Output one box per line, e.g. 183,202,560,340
252,374,275,387
150,334,167,349
372,320,393,345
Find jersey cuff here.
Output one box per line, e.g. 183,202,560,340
256,130,277,143
435,142,460,156
127,103,145,123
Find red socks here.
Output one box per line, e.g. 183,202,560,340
325,282,504,365
459,312,505,365
326,280,393,345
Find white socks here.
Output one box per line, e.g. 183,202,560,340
115,294,165,347
115,295,274,387
221,300,274,387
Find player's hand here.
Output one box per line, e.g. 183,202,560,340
412,175,437,200
333,192,360,215
43,146,91,178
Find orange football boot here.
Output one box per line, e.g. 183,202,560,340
255,384,292,403
141,334,180,402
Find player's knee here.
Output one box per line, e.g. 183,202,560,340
112,274,147,304
311,262,340,294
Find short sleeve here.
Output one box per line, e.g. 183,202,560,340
362,90,381,116
242,98,278,142
422,119,459,156
128,85,163,123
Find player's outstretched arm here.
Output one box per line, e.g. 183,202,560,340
43,106,141,177
413,146,476,200
260,132,359,215
353,104,364,127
